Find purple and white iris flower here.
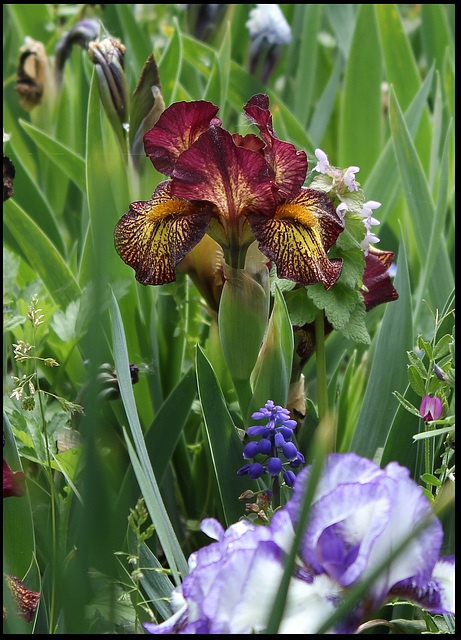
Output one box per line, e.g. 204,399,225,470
144,453,454,634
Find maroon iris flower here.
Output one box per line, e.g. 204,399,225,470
115,95,344,288
3,458,26,499
361,246,398,311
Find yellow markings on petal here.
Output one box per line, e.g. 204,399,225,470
253,217,343,288
114,181,211,286
274,202,319,229
248,188,344,288
145,196,199,224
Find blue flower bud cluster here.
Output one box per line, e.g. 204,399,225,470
237,400,304,487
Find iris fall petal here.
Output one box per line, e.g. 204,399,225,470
114,180,211,285
248,187,344,288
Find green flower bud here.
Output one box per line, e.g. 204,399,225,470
89,37,129,145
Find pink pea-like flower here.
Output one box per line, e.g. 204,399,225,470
419,395,443,422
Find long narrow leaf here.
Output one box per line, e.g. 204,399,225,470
19,119,86,193
376,3,432,171
144,366,197,484
111,291,188,584
349,235,413,459
339,3,382,180
195,345,257,527
126,530,174,621
3,411,36,579
363,65,434,225
3,198,81,309
389,87,454,312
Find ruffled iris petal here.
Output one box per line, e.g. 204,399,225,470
244,94,307,199
144,100,222,175
171,125,275,220
362,248,398,311
248,187,344,288
114,180,211,285
389,556,455,616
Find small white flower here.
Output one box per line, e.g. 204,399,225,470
336,202,349,220
359,201,381,254
360,200,381,218
343,165,360,192
10,387,23,401
246,4,292,45
313,148,329,173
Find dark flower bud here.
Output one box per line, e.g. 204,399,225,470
248,462,264,480
180,4,228,42
283,469,296,487
433,362,447,381
89,36,130,145
243,441,259,460
267,457,282,476
282,441,298,461
15,37,51,111
130,54,165,169
54,19,101,88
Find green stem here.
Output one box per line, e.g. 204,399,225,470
314,310,329,422
223,233,248,271
271,471,281,510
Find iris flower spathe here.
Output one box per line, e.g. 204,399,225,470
115,94,344,288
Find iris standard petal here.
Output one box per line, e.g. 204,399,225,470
170,125,276,221
144,100,222,175
244,93,307,199
114,180,211,285
248,187,344,288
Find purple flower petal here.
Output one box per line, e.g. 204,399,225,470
419,395,443,422
286,453,445,612
248,462,265,479
243,441,259,459
268,457,282,476
257,438,272,455
389,555,455,615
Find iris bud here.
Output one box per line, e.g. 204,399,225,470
89,37,130,148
